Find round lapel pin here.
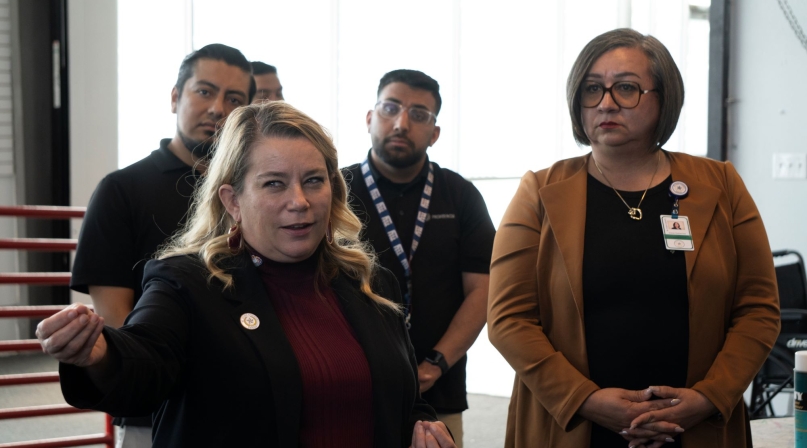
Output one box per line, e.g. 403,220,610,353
240,313,260,330
669,181,689,198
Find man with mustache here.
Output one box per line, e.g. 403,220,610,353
343,69,495,448
70,43,253,447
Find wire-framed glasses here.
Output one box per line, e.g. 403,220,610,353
580,81,657,109
375,101,437,124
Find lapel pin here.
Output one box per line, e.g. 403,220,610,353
669,181,689,199
240,313,260,330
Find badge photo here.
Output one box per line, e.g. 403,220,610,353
660,215,694,251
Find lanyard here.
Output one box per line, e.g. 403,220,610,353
361,158,434,328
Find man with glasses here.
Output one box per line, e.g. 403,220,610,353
343,69,495,447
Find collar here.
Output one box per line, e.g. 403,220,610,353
153,138,198,174
365,149,431,188
246,244,318,282
539,150,722,322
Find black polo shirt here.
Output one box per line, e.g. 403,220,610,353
72,139,199,303
343,154,495,413
71,139,198,428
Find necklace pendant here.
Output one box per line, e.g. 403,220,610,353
628,208,643,220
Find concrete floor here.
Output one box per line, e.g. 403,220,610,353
0,352,508,447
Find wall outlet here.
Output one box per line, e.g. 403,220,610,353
772,153,807,179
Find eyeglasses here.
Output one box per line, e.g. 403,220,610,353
375,101,436,124
580,81,657,109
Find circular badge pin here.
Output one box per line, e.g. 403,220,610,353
251,255,263,267
669,181,689,198
240,313,260,330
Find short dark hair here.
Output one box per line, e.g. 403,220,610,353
377,69,442,116
175,43,256,103
251,61,277,76
566,28,685,147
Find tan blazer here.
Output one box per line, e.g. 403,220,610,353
488,152,780,447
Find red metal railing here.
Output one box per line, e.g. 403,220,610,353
0,206,86,219
0,307,71,318
0,305,115,448
0,339,44,352
0,206,82,285
0,238,78,251
0,273,71,285
0,372,60,386
0,205,114,448
0,432,113,448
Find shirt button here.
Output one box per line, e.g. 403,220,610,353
399,210,404,216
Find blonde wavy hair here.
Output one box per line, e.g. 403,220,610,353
159,101,398,311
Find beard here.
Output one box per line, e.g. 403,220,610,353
178,128,216,159
372,135,426,169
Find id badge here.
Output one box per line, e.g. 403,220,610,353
660,215,694,251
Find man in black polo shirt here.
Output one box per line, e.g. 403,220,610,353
70,43,254,447
343,69,495,447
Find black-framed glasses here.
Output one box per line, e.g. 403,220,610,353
580,81,657,109
375,101,437,124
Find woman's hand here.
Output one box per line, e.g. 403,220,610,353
624,386,717,447
410,420,456,448
578,387,681,435
36,303,107,367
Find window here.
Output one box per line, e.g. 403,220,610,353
118,0,711,397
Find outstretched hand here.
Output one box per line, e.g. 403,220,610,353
36,303,107,367
410,420,456,448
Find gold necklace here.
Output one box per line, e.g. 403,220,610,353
592,151,661,221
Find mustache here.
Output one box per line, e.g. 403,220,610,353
383,134,415,149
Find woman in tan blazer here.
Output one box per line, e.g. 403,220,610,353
488,29,779,448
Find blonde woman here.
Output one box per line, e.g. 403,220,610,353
37,102,455,448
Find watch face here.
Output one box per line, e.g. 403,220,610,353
425,350,448,375
426,350,443,364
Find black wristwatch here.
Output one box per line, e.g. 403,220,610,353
424,349,449,376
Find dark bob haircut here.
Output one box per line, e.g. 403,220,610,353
566,28,685,148
175,43,256,103
377,69,442,116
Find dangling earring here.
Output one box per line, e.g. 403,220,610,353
227,221,242,251
325,220,333,245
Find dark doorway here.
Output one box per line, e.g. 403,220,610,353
17,0,71,330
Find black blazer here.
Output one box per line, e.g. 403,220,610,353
60,253,437,447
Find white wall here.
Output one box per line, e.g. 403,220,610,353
68,0,117,209
730,1,807,257
0,0,19,341
67,0,118,304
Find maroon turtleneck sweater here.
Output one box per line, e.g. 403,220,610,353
252,250,374,447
